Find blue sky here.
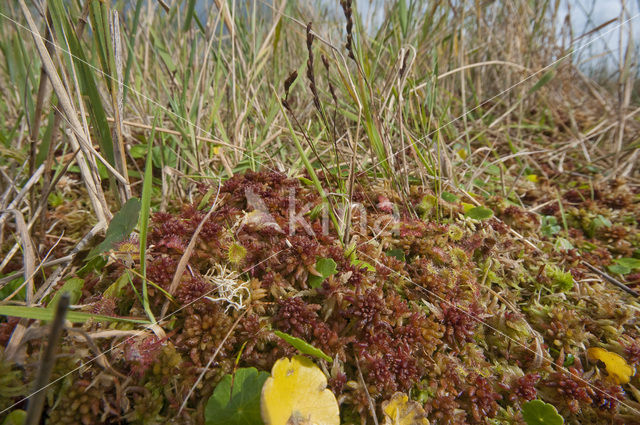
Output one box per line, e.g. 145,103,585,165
560,0,640,71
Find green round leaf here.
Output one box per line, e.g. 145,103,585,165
385,249,406,262
2,410,26,425
129,144,148,159
308,257,338,288
522,400,564,425
274,330,332,362
593,215,612,228
87,198,141,259
464,206,493,220
614,258,640,270
554,237,574,252
440,191,459,203
608,264,631,275
205,367,270,425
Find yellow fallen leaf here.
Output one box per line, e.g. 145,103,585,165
457,149,467,160
587,347,635,385
213,146,221,155
382,392,429,425
261,356,339,425
526,174,539,183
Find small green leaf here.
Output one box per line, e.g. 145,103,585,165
2,409,26,425
76,255,107,278
48,277,84,307
307,204,324,220
563,353,575,367
614,258,640,270
440,191,458,203
129,144,148,159
351,258,376,272
522,400,564,425
308,258,338,288
540,216,561,237
0,305,149,324
386,249,406,262
316,258,337,277
464,206,493,220
608,264,631,275
554,237,574,252
587,214,612,237
205,367,269,425
103,273,131,298
344,242,357,261
486,164,501,176
197,186,217,210
0,276,25,301
593,214,612,228
274,330,332,362
88,198,141,259
155,44,176,73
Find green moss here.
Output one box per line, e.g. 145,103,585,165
0,349,26,412
447,225,464,242
546,266,574,292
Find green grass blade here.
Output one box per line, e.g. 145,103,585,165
183,0,197,32
138,113,159,324
276,90,343,243
122,0,144,103
0,305,150,324
48,0,115,166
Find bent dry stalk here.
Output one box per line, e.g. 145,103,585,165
25,293,70,425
